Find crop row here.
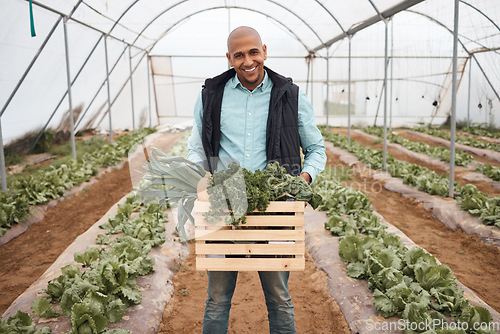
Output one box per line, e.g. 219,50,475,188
362,126,474,166
320,128,500,229
0,195,168,333
311,168,497,334
0,128,156,237
362,126,500,182
411,127,500,153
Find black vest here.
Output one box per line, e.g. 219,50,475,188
201,66,301,176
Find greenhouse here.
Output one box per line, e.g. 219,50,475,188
1,0,500,333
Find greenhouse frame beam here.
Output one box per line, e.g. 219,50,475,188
449,0,459,198
0,119,6,191
142,6,315,54
73,40,131,131
95,52,149,129
407,10,500,103
63,17,77,159
147,55,153,128
460,1,500,32
30,35,104,152
312,0,425,53
104,35,113,144
0,16,62,118
24,0,146,52
471,54,500,102
347,36,352,145
128,47,136,130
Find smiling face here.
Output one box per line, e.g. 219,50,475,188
226,27,267,91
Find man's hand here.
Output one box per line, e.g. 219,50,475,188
300,172,311,207
300,172,311,184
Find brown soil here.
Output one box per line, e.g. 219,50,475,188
1,129,499,332
0,162,133,313
335,128,500,197
325,147,500,312
159,243,350,334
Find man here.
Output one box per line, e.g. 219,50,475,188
187,26,326,334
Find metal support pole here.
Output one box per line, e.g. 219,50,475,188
104,35,113,144
128,46,136,130
311,55,314,108
472,53,500,102
348,36,352,145
0,118,7,192
449,0,459,198
1,16,62,118
326,49,330,131
389,18,394,132
63,17,76,159
383,19,389,171
147,54,152,128
30,35,103,152
467,56,472,127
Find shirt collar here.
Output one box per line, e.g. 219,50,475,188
230,69,270,92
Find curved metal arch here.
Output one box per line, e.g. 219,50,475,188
459,0,500,32
107,0,325,51
143,6,313,54
406,9,469,53
313,0,346,35
257,0,325,46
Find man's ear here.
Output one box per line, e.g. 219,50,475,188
262,44,267,60
226,52,233,67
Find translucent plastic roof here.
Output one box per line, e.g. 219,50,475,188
1,0,499,145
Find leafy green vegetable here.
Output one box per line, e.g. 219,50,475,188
31,297,60,318
0,310,52,333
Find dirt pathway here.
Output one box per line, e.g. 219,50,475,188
325,147,500,312
159,243,350,334
0,162,133,314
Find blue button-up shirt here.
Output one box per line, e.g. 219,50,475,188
187,70,326,182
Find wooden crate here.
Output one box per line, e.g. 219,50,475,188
194,200,305,271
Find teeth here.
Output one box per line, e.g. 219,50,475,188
244,67,256,72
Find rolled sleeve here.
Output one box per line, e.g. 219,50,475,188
298,89,326,183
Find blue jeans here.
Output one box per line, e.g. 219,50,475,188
202,271,295,334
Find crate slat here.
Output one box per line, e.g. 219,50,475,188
197,258,305,271
195,229,304,241
195,214,304,227
196,242,304,255
194,200,305,214
195,200,305,271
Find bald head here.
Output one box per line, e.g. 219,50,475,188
225,26,267,90
227,26,263,53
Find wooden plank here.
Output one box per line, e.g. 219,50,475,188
195,215,304,227
196,258,305,271
195,229,304,241
196,242,304,255
194,200,305,214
